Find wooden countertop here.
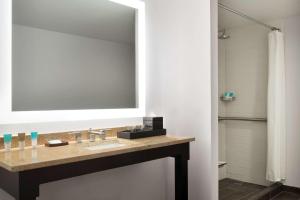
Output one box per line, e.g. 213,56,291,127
0,135,194,172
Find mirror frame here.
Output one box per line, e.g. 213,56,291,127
0,0,145,124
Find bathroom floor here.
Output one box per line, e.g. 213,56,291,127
219,179,300,200
219,178,266,200
271,192,300,200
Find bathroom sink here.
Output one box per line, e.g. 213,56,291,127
84,141,126,151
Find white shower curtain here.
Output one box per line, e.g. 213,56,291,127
266,30,286,182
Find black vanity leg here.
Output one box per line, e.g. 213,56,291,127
175,156,188,200
17,193,37,200
17,186,39,200
0,169,39,200
17,174,39,200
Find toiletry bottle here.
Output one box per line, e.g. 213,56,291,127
4,133,12,152
31,131,38,148
18,133,26,150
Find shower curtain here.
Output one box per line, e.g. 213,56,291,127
266,30,286,182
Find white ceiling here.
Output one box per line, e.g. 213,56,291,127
219,0,300,29
13,0,135,44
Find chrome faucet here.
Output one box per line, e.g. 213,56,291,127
88,128,107,141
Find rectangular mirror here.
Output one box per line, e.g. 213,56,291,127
12,0,137,111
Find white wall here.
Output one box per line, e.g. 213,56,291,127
211,0,219,198
218,40,227,180
218,24,270,186
13,24,135,111
145,0,215,200
284,15,300,188
1,1,217,200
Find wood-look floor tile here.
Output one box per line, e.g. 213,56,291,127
271,192,300,200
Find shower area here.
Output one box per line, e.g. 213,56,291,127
218,1,287,200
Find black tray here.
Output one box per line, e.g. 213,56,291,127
117,129,166,139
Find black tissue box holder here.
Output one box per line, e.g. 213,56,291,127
117,129,166,139
143,117,163,130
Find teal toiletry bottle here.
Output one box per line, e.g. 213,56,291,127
31,131,38,148
4,133,12,152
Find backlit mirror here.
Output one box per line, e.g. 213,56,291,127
12,0,137,111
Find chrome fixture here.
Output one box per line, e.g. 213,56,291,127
218,29,230,40
218,116,267,122
88,128,109,141
218,3,281,32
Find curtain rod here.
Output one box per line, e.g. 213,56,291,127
218,3,281,32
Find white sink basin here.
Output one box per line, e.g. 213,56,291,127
85,142,126,151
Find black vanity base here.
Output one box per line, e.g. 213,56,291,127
0,143,190,200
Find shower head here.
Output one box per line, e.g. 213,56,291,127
218,29,230,40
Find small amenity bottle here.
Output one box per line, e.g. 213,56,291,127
18,133,26,150
31,131,38,148
4,133,12,152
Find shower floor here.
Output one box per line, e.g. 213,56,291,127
219,178,266,200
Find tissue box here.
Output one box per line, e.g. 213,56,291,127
143,117,163,130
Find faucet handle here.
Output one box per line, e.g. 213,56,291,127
98,129,106,140
99,129,106,134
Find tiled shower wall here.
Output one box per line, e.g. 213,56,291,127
218,24,270,186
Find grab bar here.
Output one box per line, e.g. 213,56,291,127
218,116,267,122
